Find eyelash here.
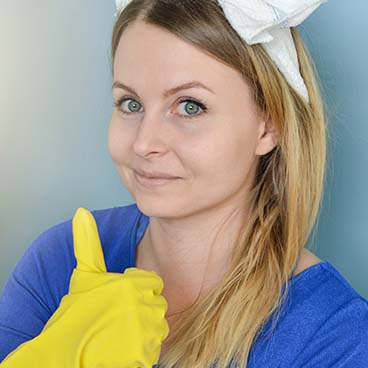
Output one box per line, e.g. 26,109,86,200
113,95,208,120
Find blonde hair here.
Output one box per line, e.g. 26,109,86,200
110,1,328,367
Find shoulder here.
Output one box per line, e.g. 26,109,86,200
282,262,368,367
286,261,367,328
291,261,365,306
288,296,368,367
249,262,368,367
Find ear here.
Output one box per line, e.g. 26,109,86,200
255,115,279,156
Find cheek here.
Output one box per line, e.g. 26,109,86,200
107,119,131,163
207,125,257,172
192,123,259,199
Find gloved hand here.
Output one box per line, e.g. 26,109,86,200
1,207,169,367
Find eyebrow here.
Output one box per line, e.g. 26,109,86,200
112,80,215,98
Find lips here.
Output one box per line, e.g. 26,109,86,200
134,170,180,189
134,168,180,179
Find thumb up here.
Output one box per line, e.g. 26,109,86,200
1,207,169,368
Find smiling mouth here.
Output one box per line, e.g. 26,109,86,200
134,171,180,188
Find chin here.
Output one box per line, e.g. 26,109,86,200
133,198,185,220
134,197,168,215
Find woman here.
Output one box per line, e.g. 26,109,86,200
1,1,367,367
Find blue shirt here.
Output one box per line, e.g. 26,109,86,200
0,203,367,366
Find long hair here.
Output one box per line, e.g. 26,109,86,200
110,1,328,367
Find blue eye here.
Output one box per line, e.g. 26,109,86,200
115,98,142,114
113,96,208,119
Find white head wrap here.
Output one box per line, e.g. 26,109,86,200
115,0,328,102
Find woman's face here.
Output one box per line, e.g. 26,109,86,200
108,20,277,218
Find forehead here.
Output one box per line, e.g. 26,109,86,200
113,21,251,98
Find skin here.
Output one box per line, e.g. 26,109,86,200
108,20,321,329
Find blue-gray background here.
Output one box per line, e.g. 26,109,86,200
1,1,367,297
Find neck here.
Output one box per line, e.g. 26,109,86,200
135,199,251,303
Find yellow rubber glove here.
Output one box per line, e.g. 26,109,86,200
1,207,169,367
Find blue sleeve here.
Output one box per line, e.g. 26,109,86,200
0,221,74,362
290,297,368,367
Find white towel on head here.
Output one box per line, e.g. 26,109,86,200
217,0,328,101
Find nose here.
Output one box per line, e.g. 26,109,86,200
132,115,170,157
